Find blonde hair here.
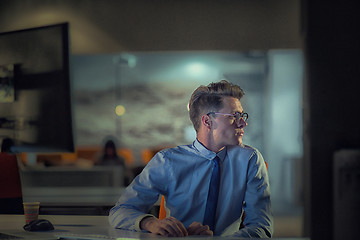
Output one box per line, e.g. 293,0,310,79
189,80,244,132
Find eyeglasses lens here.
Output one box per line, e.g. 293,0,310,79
235,113,248,122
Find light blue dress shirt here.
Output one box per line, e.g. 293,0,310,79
109,140,273,238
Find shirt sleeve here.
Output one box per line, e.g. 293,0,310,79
229,149,274,238
108,152,169,231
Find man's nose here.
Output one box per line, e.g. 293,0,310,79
237,118,247,128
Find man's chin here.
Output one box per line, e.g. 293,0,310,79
227,138,242,146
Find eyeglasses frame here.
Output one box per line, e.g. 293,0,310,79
207,111,249,122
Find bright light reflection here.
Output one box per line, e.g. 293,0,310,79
115,105,126,116
186,62,207,77
184,62,221,81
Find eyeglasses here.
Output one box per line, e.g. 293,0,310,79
207,111,249,122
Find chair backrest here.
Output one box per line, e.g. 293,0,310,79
0,153,23,214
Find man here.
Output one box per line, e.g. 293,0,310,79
109,80,273,238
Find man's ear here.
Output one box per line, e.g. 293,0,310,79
201,114,212,129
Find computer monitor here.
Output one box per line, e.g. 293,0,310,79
0,23,74,152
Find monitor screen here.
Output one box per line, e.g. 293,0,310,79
0,23,74,152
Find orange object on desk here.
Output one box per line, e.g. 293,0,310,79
159,195,166,220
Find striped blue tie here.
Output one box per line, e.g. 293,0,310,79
203,156,220,231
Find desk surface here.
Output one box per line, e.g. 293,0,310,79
0,215,150,240
0,215,310,240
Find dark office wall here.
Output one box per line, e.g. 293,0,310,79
0,0,302,53
304,1,360,240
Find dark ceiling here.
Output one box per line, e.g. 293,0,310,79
0,0,302,54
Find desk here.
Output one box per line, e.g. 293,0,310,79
20,166,126,215
21,166,124,187
0,215,310,240
22,187,161,216
0,214,150,240
22,187,125,215
23,187,125,206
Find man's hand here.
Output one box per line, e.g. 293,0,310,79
187,222,213,236
140,216,188,237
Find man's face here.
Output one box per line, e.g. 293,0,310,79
211,96,248,147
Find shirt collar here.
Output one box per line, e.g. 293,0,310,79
193,139,227,162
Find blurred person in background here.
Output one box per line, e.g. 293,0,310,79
96,139,125,167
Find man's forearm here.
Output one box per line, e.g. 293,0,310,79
230,225,272,238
